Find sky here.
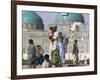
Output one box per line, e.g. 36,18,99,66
36,11,89,31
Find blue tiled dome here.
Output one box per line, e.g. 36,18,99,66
22,11,43,24
56,13,84,23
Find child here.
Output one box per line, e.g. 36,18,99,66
42,54,52,68
72,40,79,64
48,27,54,42
48,27,55,58
36,45,44,65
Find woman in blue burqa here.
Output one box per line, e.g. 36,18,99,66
57,32,66,65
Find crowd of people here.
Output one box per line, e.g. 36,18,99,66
27,39,52,68
27,25,79,68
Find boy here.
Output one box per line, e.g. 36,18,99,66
42,54,52,68
72,40,79,64
48,27,54,57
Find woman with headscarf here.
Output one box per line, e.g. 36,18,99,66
27,39,37,68
51,26,60,67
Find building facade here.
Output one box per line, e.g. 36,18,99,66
22,11,89,61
